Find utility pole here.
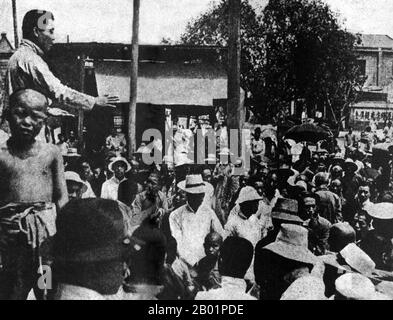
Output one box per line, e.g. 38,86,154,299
12,0,19,48
227,0,243,154
128,0,140,159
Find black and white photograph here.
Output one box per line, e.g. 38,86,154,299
1,0,393,305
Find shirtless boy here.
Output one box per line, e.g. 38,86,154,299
0,89,68,300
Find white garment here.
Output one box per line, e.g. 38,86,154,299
203,182,215,208
224,204,270,282
55,284,106,300
169,203,224,267
82,180,97,198
56,142,69,156
55,284,137,300
100,177,126,201
195,276,256,300
0,129,9,144
224,205,266,247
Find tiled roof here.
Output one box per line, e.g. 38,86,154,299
357,34,393,49
0,33,14,54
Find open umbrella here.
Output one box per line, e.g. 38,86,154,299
373,142,393,153
283,123,331,144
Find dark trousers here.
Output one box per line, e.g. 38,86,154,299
0,234,54,300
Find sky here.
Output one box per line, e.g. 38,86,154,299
1,0,393,47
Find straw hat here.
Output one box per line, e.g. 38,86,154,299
263,224,318,265
281,276,327,300
339,243,376,276
335,273,391,300
342,158,358,172
65,171,88,193
177,175,206,194
108,157,131,173
271,198,303,224
236,186,262,204
367,202,393,220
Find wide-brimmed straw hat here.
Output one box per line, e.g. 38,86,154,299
367,202,393,220
263,224,318,265
65,171,88,193
281,276,327,300
334,273,391,300
177,174,206,194
339,243,376,276
271,198,303,224
108,157,131,173
236,186,262,204
342,158,358,172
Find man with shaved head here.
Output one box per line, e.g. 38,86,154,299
2,9,119,137
0,89,68,299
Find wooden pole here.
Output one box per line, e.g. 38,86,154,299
128,0,140,159
12,0,19,48
227,0,242,154
78,55,86,151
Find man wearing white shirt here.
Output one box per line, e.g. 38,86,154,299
225,186,268,282
169,175,224,272
101,157,130,201
202,168,215,208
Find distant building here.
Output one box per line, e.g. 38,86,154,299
350,34,393,130
47,43,235,151
0,32,14,120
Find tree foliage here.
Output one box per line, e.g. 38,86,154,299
261,0,364,126
180,0,365,127
180,0,265,97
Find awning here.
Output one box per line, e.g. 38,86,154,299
94,60,228,106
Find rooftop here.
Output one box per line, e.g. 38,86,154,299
357,34,393,49
0,32,14,55
48,43,226,64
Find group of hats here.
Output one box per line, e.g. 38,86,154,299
271,226,392,300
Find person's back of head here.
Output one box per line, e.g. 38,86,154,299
218,237,253,279
54,198,128,296
127,224,167,286
314,172,329,188
328,222,356,252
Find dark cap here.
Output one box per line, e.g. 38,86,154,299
54,199,128,263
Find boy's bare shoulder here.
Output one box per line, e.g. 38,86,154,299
36,141,62,157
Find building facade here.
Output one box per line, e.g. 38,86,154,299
350,34,393,130
0,33,14,122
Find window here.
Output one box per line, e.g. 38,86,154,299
113,115,124,129
357,60,366,76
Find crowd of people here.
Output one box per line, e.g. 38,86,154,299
2,9,393,301
3,88,393,300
